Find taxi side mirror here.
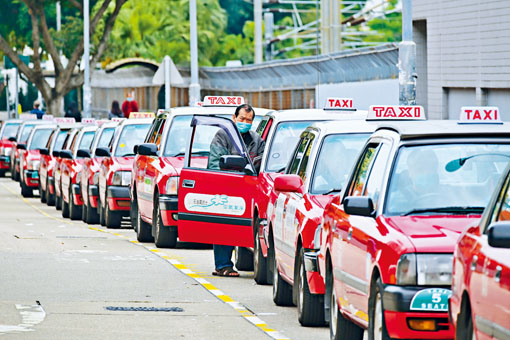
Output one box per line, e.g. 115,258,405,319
133,144,139,154
52,150,60,157
274,174,303,193
343,196,375,217
95,147,111,157
16,144,26,150
39,148,49,156
77,149,91,158
488,222,510,248
8,137,16,142
219,155,247,172
137,143,158,157
60,150,73,159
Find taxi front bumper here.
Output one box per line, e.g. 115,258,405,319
382,285,453,339
303,250,326,295
0,155,10,169
23,170,39,187
159,194,178,226
107,186,130,211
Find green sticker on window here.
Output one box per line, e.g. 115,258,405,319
410,288,451,312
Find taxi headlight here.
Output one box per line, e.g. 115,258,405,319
313,220,323,250
112,171,131,186
417,254,453,286
165,176,179,195
92,172,99,185
27,160,40,171
396,253,417,285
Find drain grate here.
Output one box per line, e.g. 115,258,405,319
105,306,184,312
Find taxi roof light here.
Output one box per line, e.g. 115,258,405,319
129,112,155,119
202,96,245,107
458,106,502,124
367,105,426,121
323,97,356,111
54,117,76,124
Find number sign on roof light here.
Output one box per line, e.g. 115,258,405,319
459,107,502,124
324,98,354,110
19,113,38,120
129,112,155,119
54,117,76,124
42,115,54,121
203,96,245,107
367,105,426,120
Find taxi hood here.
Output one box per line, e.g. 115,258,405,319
112,156,135,169
381,215,480,253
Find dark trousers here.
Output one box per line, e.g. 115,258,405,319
213,244,234,270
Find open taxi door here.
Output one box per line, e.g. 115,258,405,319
177,115,258,247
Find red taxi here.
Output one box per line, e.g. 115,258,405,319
0,119,22,176
450,109,510,340
54,126,82,211
319,106,510,340
97,116,153,228
60,125,98,220
175,99,366,278
131,96,268,246
10,119,49,181
18,125,55,197
267,119,375,326
79,122,118,224
39,120,78,206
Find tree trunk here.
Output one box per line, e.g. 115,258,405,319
46,95,64,117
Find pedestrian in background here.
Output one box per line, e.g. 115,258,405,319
30,100,45,119
121,89,139,118
108,100,123,119
65,101,82,122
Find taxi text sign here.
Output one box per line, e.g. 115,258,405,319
367,105,426,120
19,113,38,120
459,106,501,124
54,117,75,124
324,97,354,110
82,118,96,125
203,96,245,107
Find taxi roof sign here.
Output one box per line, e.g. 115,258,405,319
129,112,155,119
203,96,244,107
19,113,38,120
42,115,54,121
459,106,502,124
367,105,426,121
111,117,126,122
324,97,355,110
54,117,76,124
82,118,96,125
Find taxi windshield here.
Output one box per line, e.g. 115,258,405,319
114,124,151,157
385,143,510,216
310,133,369,195
20,124,36,143
29,129,53,150
78,131,95,151
96,128,115,149
163,114,231,157
2,123,20,139
265,121,314,172
53,130,68,151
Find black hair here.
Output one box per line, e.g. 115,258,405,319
234,104,255,120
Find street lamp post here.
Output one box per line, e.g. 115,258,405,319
83,0,92,117
398,0,417,105
188,0,200,106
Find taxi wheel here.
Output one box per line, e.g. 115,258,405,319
61,195,70,218
20,181,33,198
0,170,5,177
254,232,271,285
39,184,46,203
137,204,154,242
45,180,55,206
234,247,254,271
82,203,88,223
368,278,391,340
105,206,122,229
69,189,81,221
56,194,62,210
271,239,294,306
130,198,138,232
99,201,106,226
14,170,20,182
456,298,474,340
297,248,325,326
85,202,100,225
153,199,177,248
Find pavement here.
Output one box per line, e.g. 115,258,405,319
0,178,329,340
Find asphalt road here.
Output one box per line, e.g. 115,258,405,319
0,178,329,340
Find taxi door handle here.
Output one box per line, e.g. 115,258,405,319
495,265,502,283
182,179,195,188
347,227,353,241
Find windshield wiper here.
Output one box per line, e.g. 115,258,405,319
323,188,342,195
170,151,209,157
402,206,484,216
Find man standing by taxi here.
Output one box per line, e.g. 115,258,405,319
208,104,265,277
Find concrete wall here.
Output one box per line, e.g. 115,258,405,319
414,0,510,120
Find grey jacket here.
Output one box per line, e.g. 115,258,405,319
208,129,265,170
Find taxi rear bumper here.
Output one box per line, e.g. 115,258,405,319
0,156,10,168
88,185,99,208
159,194,178,226
107,186,130,211
71,184,84,206
303,250,326,294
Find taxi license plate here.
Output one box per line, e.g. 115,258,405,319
410,288,451,312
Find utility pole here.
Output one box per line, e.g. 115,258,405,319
398,0,417,105
264,12,274,61
56,1,61,32
254,0,263,63
188,0,200,106
83,0,92,117
164,56,171,110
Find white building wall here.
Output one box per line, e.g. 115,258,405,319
413,0,510,120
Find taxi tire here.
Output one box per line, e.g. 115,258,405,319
62,195,70,218
153,199,177,248
254,232,271,285
329,276,363,340
234,247,254,271
45,179,55,206
69,190,81,221
456,298,474,340
56,194,62,210
20,181,33,198
39,184,46,203
0,170,5,177
82,203,88,223
137,204,154,242
368,278,391,340
85,202,99,224
105,206,122,229
271,241,294,306
297,248,325,326
99,202,106,226
130,198,138,232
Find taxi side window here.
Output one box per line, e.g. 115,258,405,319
348,144,380,197
147,119,162,144
69,133,79,152
488,175,510,226
256,117,270,137
297,134,315,182
288,136,309,175
46,130,56,148
155,119,166,146
363,143,391,208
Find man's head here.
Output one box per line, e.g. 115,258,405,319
33,100,40,109
233,104,255,134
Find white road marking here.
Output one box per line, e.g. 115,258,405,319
0,304,46,335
